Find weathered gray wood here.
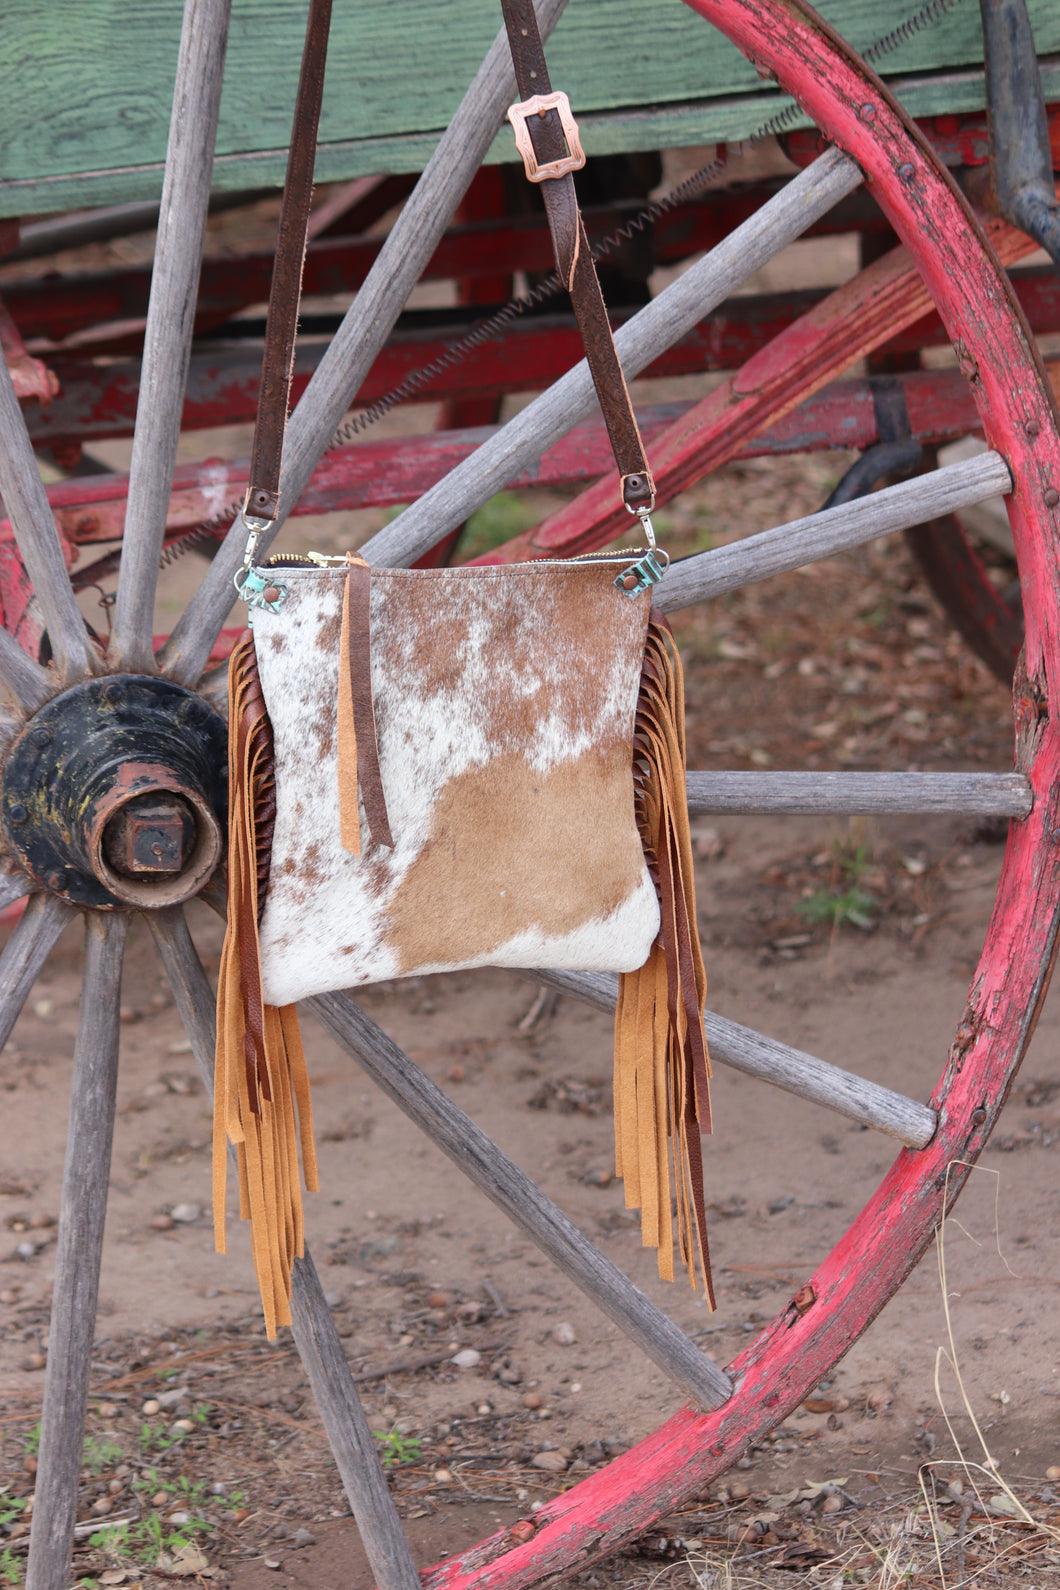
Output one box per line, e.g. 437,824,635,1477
0,359,93,686
0,869,34,916
358,147,862,569
0,893,73,1055
112,0,231,673
656,452,1012,613
533,970,937,1149
26,914,126,1590
308,992,732,1410
160,0,574,689
686,770,1033,817
0,628,51,716
147,909,421,1590
288,1252,423,1590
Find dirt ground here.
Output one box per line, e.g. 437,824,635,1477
3,173,1060,1589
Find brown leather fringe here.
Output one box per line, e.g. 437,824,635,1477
338,557,393,855
214,631,319,1338
615,609,715,1306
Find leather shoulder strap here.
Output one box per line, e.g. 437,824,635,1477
245,0,333,522
500,0,654,513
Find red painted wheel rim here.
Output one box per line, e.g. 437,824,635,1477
419,4,1060,1585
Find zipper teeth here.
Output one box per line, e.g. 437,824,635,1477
261,549,654,571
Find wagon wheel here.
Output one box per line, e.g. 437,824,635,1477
2,2,1059,1589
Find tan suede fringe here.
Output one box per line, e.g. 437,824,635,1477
214,631,319,1338
615,610,715,1306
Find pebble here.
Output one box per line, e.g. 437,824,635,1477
433,1468,453,1484
157,1387,188,1409
427,1292,451,1309
820,1494,843,1514
168,1511,191,1526
170,1420,194,1435
20,1353,45,1371
15,1241,37,1259
263,1558,282,1570
151,1214,175,1231
291,1528,316,1549
32,998,54,1019
1047,1466,1060,1482
118,1007,140,1025
729,1481,750,1501
532,1451,568,1472
552,1322,577,1345
0,1288,19,1304
170,1203,201,1224
167,1038,194,1055
476,1403,492,1415
451,1348,481,1369
152,1491,169,1507
91,1497,111,1516
97,1403,119,1419
523,1392,543,1410
29,1213,55,1229
142,1399,161,1416
323,1291,342,1308
23,1455,37,1475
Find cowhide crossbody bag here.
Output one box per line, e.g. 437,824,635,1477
214,0,714,1337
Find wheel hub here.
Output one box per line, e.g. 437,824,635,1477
1,675,226,909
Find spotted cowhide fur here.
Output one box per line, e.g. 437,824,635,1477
252,563,659,1006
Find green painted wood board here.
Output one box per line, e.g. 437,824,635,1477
2,0,1058,216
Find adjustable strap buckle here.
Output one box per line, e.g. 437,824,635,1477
507,91,586,183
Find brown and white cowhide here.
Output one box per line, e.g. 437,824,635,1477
253,563,659,1006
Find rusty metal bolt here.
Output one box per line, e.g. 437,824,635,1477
1026,418,1040,437
7,804,26,825
970,1107,988,1126
47,870,67,892
30,727,51,748
101,794,197,878
1045,487,1059,508
897,162,915,183
792,1283,816,1315
101,681,126,707
860,101,876,121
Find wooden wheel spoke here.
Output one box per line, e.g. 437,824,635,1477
534,970,936,1149
359,147,862,571
147,910,420,1590
0,870,35,916
0,893,73,1054
656,451,1012,612
0,628,51,716
309,991,733,1410
686,770,1033,817
158,0,575,690
111,0,231,673
26,914,126,1590
0,359,93,686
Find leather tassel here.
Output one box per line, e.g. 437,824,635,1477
338,556,393,854
615,611,715,1306
214,631,319,1338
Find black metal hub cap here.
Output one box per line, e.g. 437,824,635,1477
1,675,227,910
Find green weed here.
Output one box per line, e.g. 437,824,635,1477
0,1551,20,1589
373,1428,423,1468
81,1436,123,1475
